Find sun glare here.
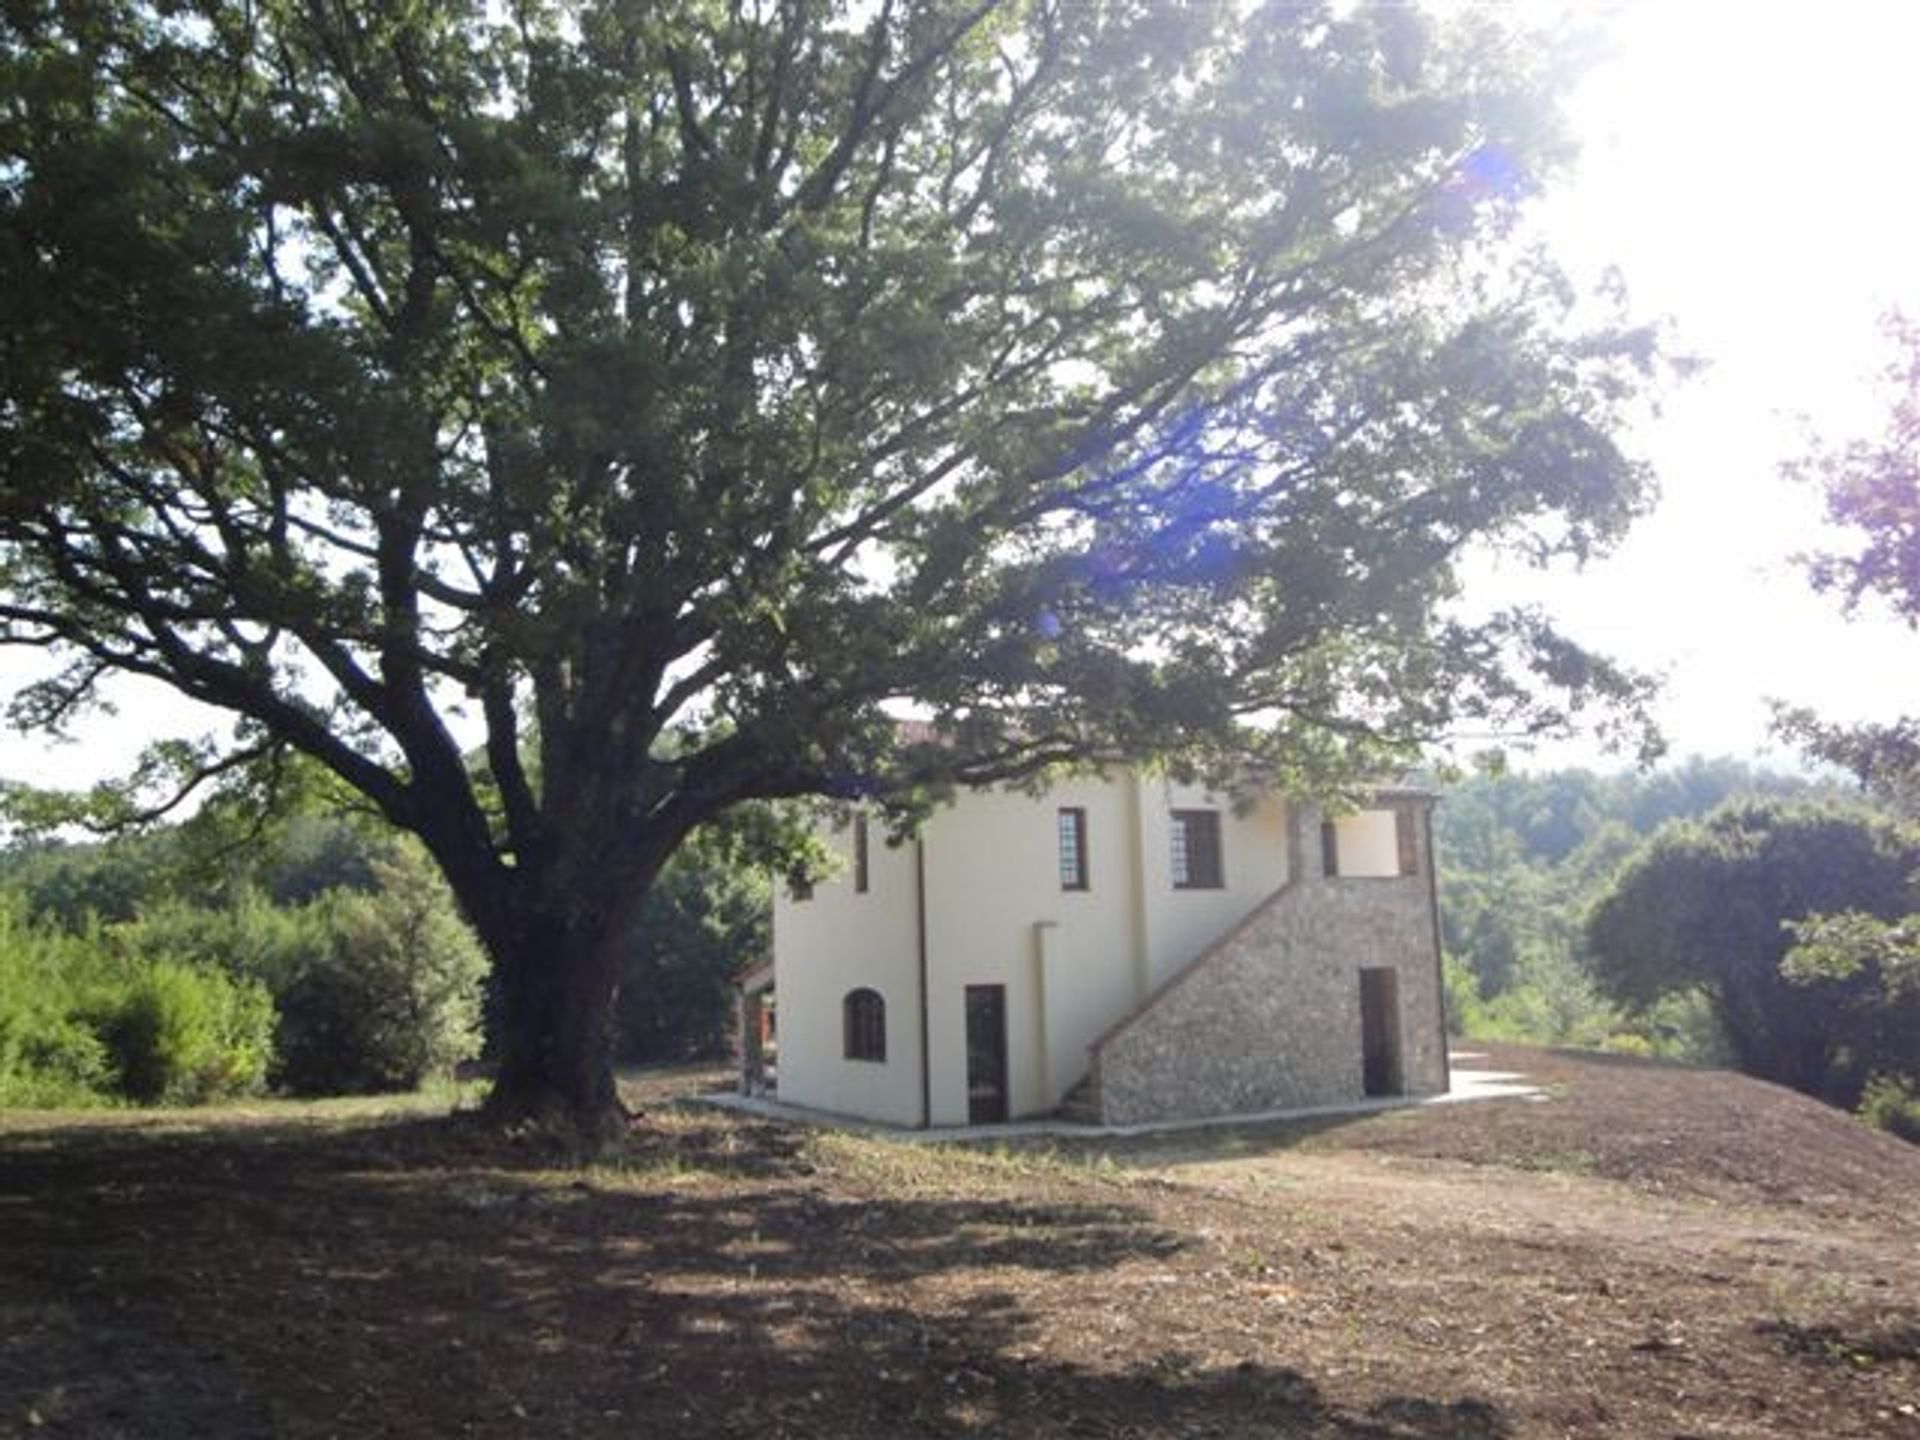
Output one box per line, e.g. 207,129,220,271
1458,0,1920,766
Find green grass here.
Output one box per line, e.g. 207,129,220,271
0,1074,487,1133
801,1130,1124,1195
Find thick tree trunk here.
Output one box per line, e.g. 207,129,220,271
482,914,630,1149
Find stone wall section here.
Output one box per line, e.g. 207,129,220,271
1090,800,1446,1126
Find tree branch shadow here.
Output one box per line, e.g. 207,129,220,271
0,1112,1513,1438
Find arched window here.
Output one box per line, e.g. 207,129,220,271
843,988,886,1062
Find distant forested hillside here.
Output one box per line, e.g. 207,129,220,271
1431,758,1836,1058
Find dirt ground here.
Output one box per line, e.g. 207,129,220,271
2,1046,1917,1439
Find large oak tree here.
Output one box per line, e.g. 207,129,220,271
2,0,1659,1133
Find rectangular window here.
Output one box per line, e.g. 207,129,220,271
1321,819,1341,879
1170,809,1224,890
1058,807,1089,891
854,815,870,894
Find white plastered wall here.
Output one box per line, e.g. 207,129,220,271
771,771,1300,1127
919,776,1139,1123
770,819,924,1126
1137,778,1293,991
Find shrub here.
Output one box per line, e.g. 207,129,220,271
1441,955,1485,1039
1600,1032,1654,1058
0,1016,114,1108
272,847,485,1095
1473,944,1623,1049
92,962,274,1105
0,895,118,1106
1859,1074,1920,1145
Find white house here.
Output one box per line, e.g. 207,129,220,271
742,771,1449,1128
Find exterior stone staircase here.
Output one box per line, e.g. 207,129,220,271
1051,796,1447,1129
1056,1071,1103,1126
1080,861,1445,1126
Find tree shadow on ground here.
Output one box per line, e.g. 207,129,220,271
1027,1110,1396,1173
0,1111,1512,1439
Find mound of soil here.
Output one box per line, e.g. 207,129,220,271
1323,1044,1920,1222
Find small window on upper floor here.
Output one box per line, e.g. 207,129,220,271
854,814,870,894
1170,809,1224,889
843,987,886,1062
788,871,814,902
1058,807,1089,891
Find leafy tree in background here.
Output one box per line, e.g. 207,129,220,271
1776,310,1920,801
1433,759,1815,1019
1584,801,1920,1104
1771,318,1920,1098
1780,910,1920,1093
0,831,183,927
0,768,396,921
251,814,394,908
614,829,769,1065
1795,314,1920,633
1,0,1664,1135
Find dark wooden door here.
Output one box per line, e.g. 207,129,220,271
1359,967,1402,1098
965,985,1009,1124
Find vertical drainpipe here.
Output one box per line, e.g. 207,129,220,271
915,835,932,1129
1421,800,1452,1095
1033,921,1057,1105
1126,768,1153,1002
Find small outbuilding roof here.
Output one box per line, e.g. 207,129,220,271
733,959,775,993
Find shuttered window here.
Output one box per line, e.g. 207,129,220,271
1170,809,1224,889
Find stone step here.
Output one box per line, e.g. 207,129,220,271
1057,1070,1103,1126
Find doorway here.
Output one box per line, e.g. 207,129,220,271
1359,967,1403,1098
964,984,1009,1123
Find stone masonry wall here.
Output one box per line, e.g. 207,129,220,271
1091,802,1446,1126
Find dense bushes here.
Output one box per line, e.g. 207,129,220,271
1858,1075,1920,1144
273,851,486,1094
0,898,273,1106
0,826,487,1108
1586,801,1920,1106
1436,763,1831,1065
1,804,772,1107
93,962,275,1104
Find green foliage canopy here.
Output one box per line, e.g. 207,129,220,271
1585,801,1920,1104
0,816,486,1104
1,0,1664,1124
1434,758,1816,1008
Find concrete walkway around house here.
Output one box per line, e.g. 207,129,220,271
697,1054,1543,1143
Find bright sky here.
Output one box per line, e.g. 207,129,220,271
3,1,1917,791
1470,0,1920,767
